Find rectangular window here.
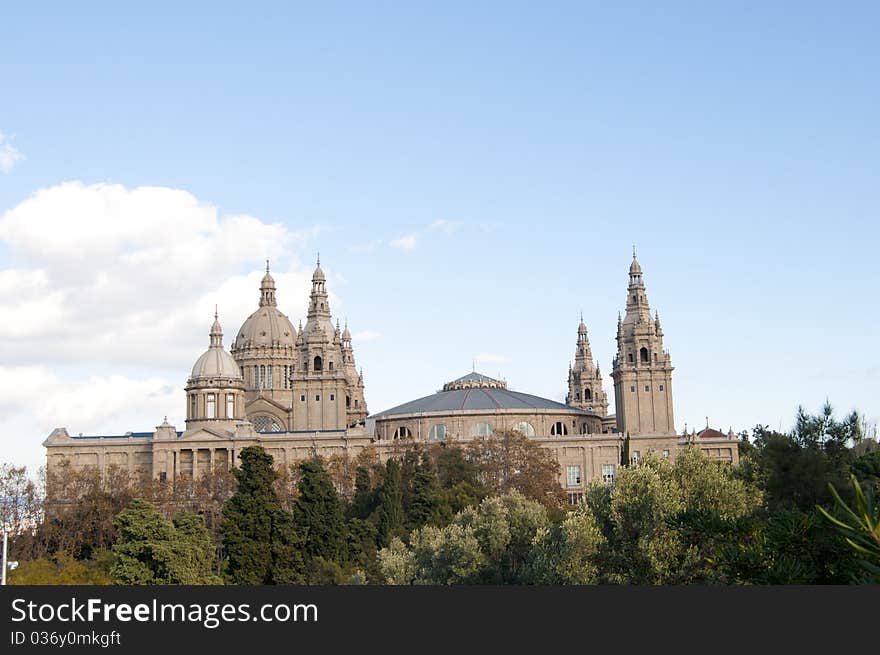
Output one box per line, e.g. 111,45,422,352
330,394,335,401
283,365,289,389
190,395,196,418
567,492,583,506
602,464,615,484
300,395,306,402
253,365,258,389
662,450,670,458
645,385,650,392
632,450,641,464
659,384,664,391
630,386,635,392
267,365,273,389
566,465,581,487
159,472,167,482
316,394,320,401
206,394,216,419
226,394,235,419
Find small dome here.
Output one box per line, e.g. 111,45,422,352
191,314,242,380
629,255,642,275
342,324,351,340
312,263,325,281
191,347,242,380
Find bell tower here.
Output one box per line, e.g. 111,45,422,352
611,250,675,435
566,314,609,417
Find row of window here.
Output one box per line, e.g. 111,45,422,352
564,464,617,493
386,420,579,441
191,393,236,420
629,384,665,392
245,357,339,391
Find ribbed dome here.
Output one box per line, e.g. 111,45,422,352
234,307,296,350
629,256,642,275
191,347,242,379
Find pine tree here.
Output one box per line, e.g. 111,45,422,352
293,460,347,564
221,446,303,584
621,433,631,467
406,454,441,531
377,459,404,548
349,466,375,520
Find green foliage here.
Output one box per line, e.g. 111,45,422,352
112,499,220,585
593,448,761,584
293,460,347,563
221,446,303,584
817,475,880,582
525,503,604,584
348,467,375,520
406,454,442,531
9,550,113,585
378,492,549,584
376,459,404,548
620,434,630,467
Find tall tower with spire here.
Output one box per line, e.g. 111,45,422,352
288,257,368,430
611,251,675,435
566,314,609,419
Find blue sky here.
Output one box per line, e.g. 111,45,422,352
1,2,878,473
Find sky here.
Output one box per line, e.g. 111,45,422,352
1,2,878,474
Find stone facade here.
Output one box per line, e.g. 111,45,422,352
43,252,738,501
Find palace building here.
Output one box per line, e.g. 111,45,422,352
44,252,738,500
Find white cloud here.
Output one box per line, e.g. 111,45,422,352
0,131,24,173
390,234,418,251
474,352,512,365
0,182,327,471
0,181,321,367
353,330,382,342
429,219,463,234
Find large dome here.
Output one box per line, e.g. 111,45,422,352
233,307,297,350
232,262,297,351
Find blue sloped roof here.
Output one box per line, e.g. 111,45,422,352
70,431,178,439
371,387,590,418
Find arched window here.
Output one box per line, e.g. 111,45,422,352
314,356,323,372
550,421,568,436
252,415,282,432
513,421,535,437
393,426,413,440
470,422,493,437
628,352,634,363
346,395,351,408
206,394,216,419
354,399,359,408
585,388,592,400
428,424,447,442
640,347,649,363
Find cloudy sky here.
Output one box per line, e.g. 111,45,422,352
1,2,878,474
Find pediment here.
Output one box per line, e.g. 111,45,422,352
178,426,234,442
245,396,291,412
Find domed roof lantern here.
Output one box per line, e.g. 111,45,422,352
259,259,277,307
629,245,643,276
342,319,351,341
578,311,587,336
312,252,325,281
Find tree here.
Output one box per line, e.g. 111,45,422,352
221,446,303,584
465,430,564,509
406,454,442,531
620,434,630,467
293,460,347,564
525,503,604,584
349,467,375,520
112,499,220,585
817,475,880,583
376,459,404,548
